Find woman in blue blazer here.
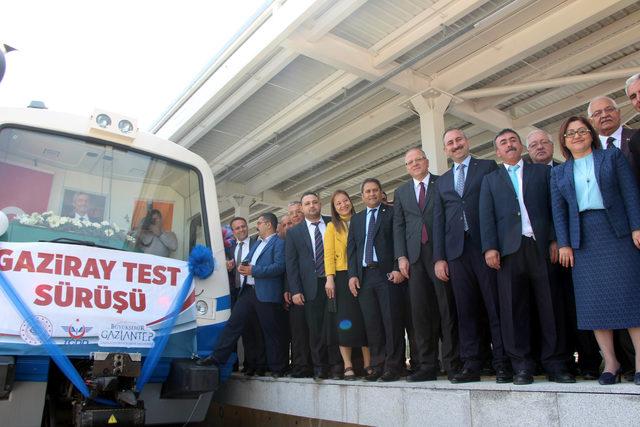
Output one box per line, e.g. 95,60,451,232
550,116,640,385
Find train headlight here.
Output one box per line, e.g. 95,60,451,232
96,114,112,128
196,300,209,316
118,119,134,134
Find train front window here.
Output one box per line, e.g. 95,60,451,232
0,127,208,261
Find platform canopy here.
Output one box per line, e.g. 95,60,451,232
152,0,640,224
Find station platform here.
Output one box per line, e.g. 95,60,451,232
213,374,640,426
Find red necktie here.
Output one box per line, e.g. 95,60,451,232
419,182,428,244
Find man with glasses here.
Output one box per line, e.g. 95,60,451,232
393,148,460,381
588,96,638,181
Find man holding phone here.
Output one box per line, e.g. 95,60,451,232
198,213,287,376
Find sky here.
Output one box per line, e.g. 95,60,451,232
0,0,268,130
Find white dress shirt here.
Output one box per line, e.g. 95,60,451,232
234,237,251,285
452,155,471,188
413,174,431,202
504,159,535,239
74,212,90,221
246,234,274,285
305,218,326,259
598,126,623,150
362,204,380,266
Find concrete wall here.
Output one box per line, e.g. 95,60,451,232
214,376,640,426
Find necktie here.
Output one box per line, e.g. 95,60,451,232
508,165,521,199
418,182,428,244
455,165,469,231
234,241,243,288
455,164,466,197
365,208,377,265
606,136,615,149
312,222,325,277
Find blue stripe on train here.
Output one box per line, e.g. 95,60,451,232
216,294,231,311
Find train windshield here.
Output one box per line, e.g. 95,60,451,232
0,126,208,261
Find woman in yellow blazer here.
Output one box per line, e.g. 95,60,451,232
324,190,370,380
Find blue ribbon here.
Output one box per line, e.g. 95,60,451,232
0,244,215,402
0,269,92,398
135,245,215,392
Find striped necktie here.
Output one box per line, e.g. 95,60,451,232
312,222,325,277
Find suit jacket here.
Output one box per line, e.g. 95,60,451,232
230,236,258,288
285,216,331,300
393,174,439,264
433,157,499,261
324,220,349,275
550,148,640,249
620,127,640,183
347,204,397,281
242,235,285,303
479,162,554,257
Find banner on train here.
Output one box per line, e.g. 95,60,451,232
0,242,196,355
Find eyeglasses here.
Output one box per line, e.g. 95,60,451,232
564,128,591,139
405,156,426,166
590,106,617,119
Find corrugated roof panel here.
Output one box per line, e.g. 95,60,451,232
330,0,436,49
190,55,337,160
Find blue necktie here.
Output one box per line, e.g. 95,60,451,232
455,164,469,231
508,165,520,199
312,222,325,277
365,208,377,265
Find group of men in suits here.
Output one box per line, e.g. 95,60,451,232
198,76,640,384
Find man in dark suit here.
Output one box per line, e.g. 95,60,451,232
480,129,574,384
433,128,510,383
588,95,638,381
393,148,460,381
286,192,341,380
626,74,640,186
525,130,602,380
227,217,266,376
197,213,287,376
348,178,405,382
589,96,638,180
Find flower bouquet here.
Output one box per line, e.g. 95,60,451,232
14,211,136,244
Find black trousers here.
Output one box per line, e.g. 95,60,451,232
449,237,507,371
498,237,565,373
359,268,405,373
549,262,601,373
402,283,418,371
304,278,341,370
408,242,460,372
230,287,266,370
213,286,287,372
289,303,311,370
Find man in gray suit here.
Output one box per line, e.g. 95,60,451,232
394,148,460,381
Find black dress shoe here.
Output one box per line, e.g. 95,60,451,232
547,371,576,383
365,370,382,382
379,371,400,382
195,356,219,367
291,367,313,378
271,370,286,379
254,369,266,377
407,369,437,382
450,368,480,384
598,370,621,385
623,370,635,383
495,366,513,384
513,370,534,385
244,368,256,376
313,368,329,381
